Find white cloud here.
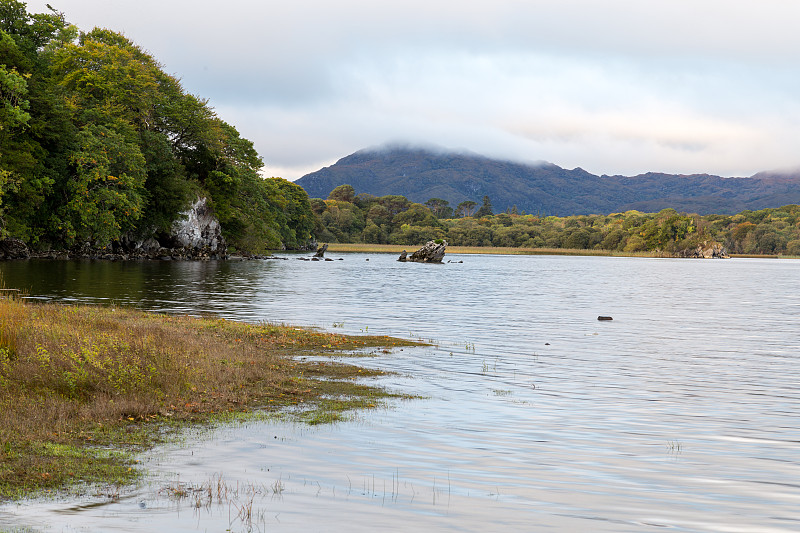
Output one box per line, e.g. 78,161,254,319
24,0,800,178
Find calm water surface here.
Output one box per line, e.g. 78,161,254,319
1,254,799,532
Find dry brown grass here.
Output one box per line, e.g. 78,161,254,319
0,296,420,499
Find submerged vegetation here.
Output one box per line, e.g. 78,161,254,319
0,294,421,500
312,184,800,256
0,1,314,253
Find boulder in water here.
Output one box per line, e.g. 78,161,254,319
407,240,447,263
314,243,328,258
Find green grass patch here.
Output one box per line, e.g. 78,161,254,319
0,295,424,501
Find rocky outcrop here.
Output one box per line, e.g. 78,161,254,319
22,197,229,261
169,197,225,253
314,243,328,258
83,198,229,260
676,241,730,259
0,238,30,260
404,240,448,263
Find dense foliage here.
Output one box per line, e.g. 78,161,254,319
0,1,313,252
312,185,800,255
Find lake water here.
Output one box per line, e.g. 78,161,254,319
1,253,799,532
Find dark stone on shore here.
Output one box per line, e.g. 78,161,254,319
0,238,30,260
597,316,613,321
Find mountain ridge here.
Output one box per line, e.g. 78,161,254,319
295,147,800,215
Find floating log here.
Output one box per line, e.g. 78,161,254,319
597,316,613,321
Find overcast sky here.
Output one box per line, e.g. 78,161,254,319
23,0,800,180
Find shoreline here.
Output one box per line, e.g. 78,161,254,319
0,297,423,501
2,244,789,262
320,243,785,259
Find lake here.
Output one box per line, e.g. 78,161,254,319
1,253,799,532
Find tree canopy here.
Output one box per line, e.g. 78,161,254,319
0,1,313,252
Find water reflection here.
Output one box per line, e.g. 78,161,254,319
1,254,800,532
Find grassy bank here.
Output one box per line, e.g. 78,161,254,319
0,296,421,501
325,243,658,256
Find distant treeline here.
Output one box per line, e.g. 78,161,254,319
313,184,800,255
0,2,314,253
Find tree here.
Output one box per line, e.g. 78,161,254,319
0,1,318,252
377,195,409,217
267,177,315,249
474,195,493,217
328,184,355,203
391,203,440,229
455,200,477,218
58,123,147,245
425,197,452,218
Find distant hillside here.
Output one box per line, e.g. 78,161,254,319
295,147,800,215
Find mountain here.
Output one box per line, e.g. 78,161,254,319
295,147,800,215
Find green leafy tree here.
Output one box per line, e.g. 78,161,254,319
362,221,387,244
391,203,440,230
455,200,477,218
328,184,355,203
425,197,452,218
58,124,146,245
377,195,409,217
365,203,390,226
267,177,315,249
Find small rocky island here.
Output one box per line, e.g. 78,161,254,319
399,240,448,263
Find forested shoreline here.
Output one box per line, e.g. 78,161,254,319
0,1,314,255
312,185,800,256
3,1,799,259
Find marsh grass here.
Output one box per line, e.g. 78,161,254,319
0,296,422,500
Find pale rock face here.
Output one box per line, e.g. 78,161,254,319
170,197,224,252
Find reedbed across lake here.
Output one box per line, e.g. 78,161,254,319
1,253,799,532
